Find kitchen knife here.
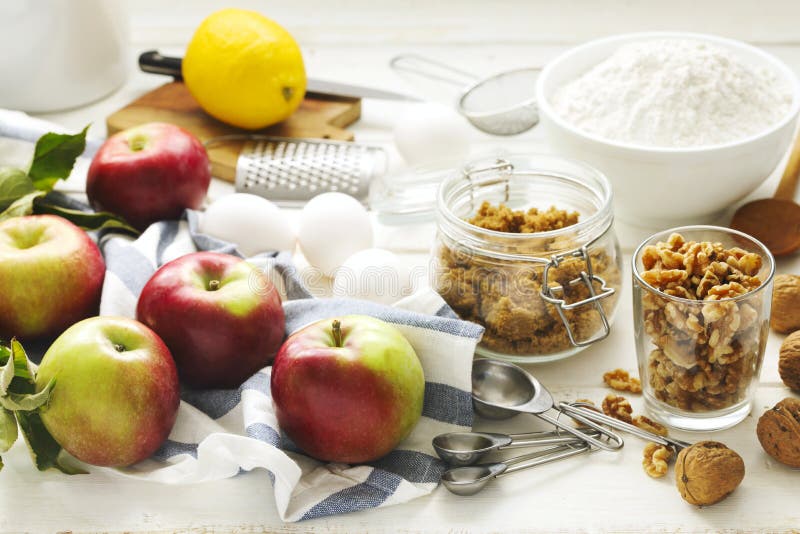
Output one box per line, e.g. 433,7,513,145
139,50,422,102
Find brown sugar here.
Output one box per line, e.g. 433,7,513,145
434,201,620,356
468,202,580,233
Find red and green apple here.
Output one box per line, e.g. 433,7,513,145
0,214,105,340
86,122,211,230
137,251,285,389
271,315,425,463
35,316,180,467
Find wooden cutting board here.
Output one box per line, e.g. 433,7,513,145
106,82,361,182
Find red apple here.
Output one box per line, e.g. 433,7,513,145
35,316,180,467
86,122,211,230
0,215,105,340
137,251,285,388
271,315,425,463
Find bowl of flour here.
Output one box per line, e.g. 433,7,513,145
536,32,800,228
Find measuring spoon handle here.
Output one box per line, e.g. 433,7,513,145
505,429,599,449
558,402,691,451
500,443,592,476
537,410,624,452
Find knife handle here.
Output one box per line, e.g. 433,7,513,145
139,50,184,81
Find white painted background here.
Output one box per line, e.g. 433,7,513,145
2,1,800,532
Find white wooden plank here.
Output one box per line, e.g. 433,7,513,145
124,0,800,46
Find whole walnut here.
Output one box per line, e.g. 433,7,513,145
771,274,800,334
756,397,800,468
779,331,800,391
675,441,745,506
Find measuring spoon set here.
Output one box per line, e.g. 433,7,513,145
434,358,692,496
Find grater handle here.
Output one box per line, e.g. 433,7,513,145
139,50,184,80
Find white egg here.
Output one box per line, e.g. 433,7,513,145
393,103,472,166
332,248,413,305
199,193,296,256
297,192,373,276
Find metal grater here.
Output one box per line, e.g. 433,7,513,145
231,136,387,206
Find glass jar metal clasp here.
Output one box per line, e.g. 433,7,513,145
539,245,615,347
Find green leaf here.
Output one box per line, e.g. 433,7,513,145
33,200,140,236
0,167,36,211
9,339,34,388
17,411,86,474
28,126,89,191
0,191,45,222
0,378,54,411
0,408,17,453
0,346,15,396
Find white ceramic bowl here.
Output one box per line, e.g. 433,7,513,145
536,32,800,228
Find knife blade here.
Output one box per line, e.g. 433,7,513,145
139,50,422,102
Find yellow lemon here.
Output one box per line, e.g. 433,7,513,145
183,8,306,130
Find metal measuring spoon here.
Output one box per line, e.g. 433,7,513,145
441,442,591,496
471,359,624,452
433,428,599,466
558,401,692,451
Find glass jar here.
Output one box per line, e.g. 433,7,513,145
632,226,775,431
431,155,622,362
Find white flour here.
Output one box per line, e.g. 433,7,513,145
551,39,794,147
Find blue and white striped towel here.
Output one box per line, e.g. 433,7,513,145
96,211,483,522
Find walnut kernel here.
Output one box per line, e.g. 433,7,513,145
643,442,673,478
771,274,800,334
639,234,765,412
633,415,668,437
675,441,745,506
602,394,633,423
756,397,800,468
603,369,642,393
778,331,800,391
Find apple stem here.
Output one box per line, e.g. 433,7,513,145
128,134,148,152
113,343,125,353
208,279,220,291
332,319,342,347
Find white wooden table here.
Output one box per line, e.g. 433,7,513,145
2,1,800,531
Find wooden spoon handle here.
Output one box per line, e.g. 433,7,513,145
774,126,800,201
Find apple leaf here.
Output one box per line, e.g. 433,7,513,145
32,200,140,236
0,408,17,453
27,126,89,191
16,411,86,474
0,346,15,396
0,191,45,222
0,339,84,475
9,339,34,387
0,378,54,411
0,167,37,211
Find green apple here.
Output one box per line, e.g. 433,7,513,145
35,316,180,467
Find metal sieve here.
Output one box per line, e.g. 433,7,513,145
390,54,540,135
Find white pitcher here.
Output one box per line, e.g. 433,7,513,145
0,0,129,112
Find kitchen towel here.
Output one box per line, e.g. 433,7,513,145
96,211,483,522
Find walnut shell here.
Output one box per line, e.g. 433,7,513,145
675,441,745,506
771,274,800,334
756,397,800,468
779,331,800,391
